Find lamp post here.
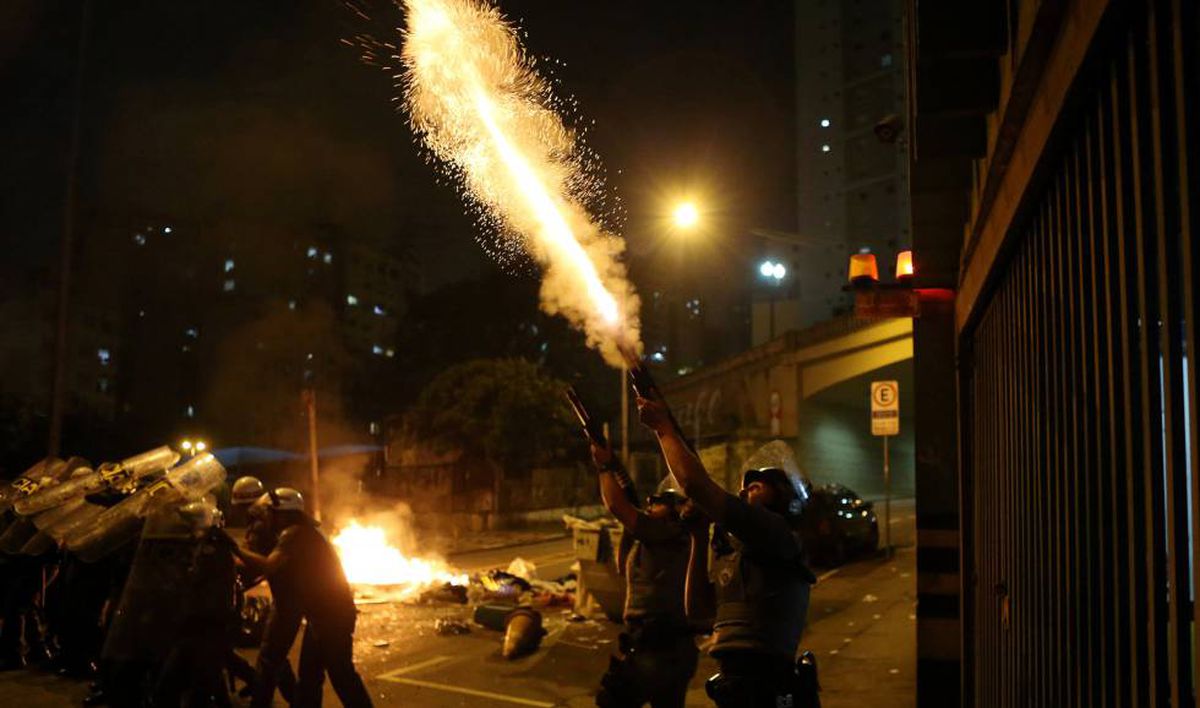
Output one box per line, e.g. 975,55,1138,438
758,259,787,339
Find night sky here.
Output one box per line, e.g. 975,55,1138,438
1,0,796,292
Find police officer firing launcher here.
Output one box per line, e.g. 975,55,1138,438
590,440,704,708
635,393,816,708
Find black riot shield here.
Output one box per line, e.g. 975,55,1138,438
101,506,237,665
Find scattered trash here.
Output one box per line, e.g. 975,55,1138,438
373,640,390,648
530,591,573,609
506,557,538,580
435,618,471,636
872,613,882,620
474,603,518,631
566,613,587,623
419,582,468,605
480,570,532,597
502,608,547,659
862,594,879,603
889,668,900,675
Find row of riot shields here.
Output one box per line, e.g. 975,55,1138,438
0,447,227,563
1,446,236,703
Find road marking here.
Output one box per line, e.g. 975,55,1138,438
377,655,453,679
817,568,840,583
378,655,556,706
381,676,556,707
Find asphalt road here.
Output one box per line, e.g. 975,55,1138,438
351,498,917,707
0,499,916,707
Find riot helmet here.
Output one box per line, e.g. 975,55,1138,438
739,440,811,516
231,476,265,506
647,473,686,507
265,487,306,513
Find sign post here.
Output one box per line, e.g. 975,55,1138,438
870,380,899,557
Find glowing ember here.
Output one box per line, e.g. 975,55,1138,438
400,0,640,364
332,521,467,595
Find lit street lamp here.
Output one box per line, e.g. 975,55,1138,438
758,259,788,339
672,201,699,229
180,438,208,457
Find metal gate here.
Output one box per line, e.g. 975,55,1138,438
961,1,1199,705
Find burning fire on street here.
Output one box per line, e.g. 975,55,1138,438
332,520,467,600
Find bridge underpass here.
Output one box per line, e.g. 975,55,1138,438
656,316,914,499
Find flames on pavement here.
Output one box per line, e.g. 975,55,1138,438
331,520,467,598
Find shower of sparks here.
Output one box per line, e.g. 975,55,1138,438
396,0,639,362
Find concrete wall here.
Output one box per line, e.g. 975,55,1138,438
797,398,914,499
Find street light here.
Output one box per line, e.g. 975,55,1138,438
758,260,788,339
672,202,699,229
180,438,208,457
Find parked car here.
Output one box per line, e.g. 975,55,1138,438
800,483,879,566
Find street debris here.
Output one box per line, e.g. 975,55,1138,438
862,593,879,603
418,582,469,604
434,618,472,636
373,640,390,648
506,556,538,580
502,608,547,659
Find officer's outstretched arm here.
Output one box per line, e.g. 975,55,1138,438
685,524,715,627
592,442,639,529
229,541,288,577
636,396,728,522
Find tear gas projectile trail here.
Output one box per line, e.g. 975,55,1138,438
400,0,639,364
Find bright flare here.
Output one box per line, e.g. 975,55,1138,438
332,520,467,597
401,0,638,362
673,202,699,229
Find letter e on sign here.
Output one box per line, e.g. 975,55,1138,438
870,380,899,436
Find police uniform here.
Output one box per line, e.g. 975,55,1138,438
705,493,814,707
251,518,372,708
596,511,697,708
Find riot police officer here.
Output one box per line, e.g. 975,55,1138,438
228,488,372,708
637,397,815,707
590,442,703,708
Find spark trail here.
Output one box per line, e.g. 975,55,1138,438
401,0,639,363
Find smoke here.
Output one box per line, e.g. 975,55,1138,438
398,0,641,365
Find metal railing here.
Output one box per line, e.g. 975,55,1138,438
960,1,1199,705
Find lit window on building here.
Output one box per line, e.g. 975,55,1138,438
185,327,199,338
185,405,195,418
224,259,235,273
97,377,109,393
181,344,191,353
372,345,384,356
133,233,146,246
369,421,380,435
820,118,831,128
821,144,831,153
373,304,386,316
346,294,359,306
163,226,172,234
385,348,395,358
97,348,111,365
138,309,146,318
223,279,236,292
306,246,318,259
881,53,893,67
323,252,333,264
288,300,297,310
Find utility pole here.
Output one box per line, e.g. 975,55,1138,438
303,388,321,521
48,0,92,459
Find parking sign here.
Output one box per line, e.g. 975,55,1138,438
871,380,899,436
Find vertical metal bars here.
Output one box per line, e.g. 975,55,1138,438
960,0,1199,704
